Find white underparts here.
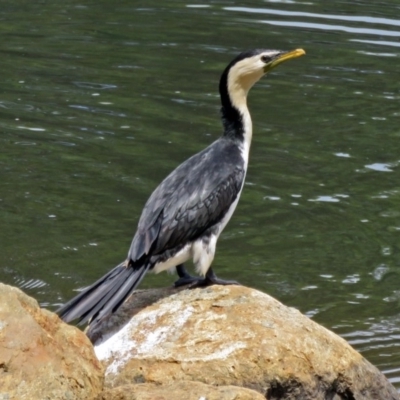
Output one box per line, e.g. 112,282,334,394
152,235,218,277
192,234,217,276
152,243,192,274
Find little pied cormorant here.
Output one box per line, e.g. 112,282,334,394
57,48,305,326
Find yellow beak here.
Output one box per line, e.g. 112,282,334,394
264,48,306,73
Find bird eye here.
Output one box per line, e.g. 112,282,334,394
261,55,269,63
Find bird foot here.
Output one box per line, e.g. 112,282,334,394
174,264,202,287
174,265,240,288
189,267,240,288
174,275,202,287
189,276,240,288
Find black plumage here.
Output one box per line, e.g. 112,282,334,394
57,48,305,327
129,140,245,262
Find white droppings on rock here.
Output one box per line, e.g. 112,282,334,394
95,300,195,375
95,320,137,375
94,292,247,374
137,326,169,354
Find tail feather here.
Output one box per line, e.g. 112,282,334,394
56,261,150,326
99,263,150,318
74,267,134,324
78,272,130,323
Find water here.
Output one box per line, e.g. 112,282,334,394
1,0,400,389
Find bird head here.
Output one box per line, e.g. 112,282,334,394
225,48,306,99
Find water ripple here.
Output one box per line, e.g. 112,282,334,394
365,163,394,172
0,101,35,111
351,39,400,48
69,104,126,117
14,278,47,290
73,82,117,90
225,7,400,27
257,20,400,37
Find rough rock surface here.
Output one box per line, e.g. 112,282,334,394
86,286,186,343
0,283,104,400
93,285,399,400
97,381,266,400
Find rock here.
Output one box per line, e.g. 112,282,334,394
97,381,266,400
86,286,186,344
93,285,399,400
0,283,104,400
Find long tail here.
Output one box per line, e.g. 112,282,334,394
56,261,150,326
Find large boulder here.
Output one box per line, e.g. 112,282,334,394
93,285,399,400
0,283,104,400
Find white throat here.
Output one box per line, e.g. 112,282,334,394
227,61,264,167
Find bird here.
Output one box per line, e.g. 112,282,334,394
57,48,305,327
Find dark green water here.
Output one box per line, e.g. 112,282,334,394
1,0,400,389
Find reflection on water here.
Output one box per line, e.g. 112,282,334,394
225,7,400,27
0,0,400,391
353,39,400,48
257,20,400,37
226,5,400,50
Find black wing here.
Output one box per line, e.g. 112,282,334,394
128,138,245,262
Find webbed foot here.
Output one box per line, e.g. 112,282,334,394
189,267,240,288
173,264,202,287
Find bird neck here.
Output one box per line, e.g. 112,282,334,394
219,71,253,153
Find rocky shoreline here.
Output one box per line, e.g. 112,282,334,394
0,283,398,399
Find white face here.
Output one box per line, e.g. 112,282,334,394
232,50,282,80
227,51,282,102
226,48,305,113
